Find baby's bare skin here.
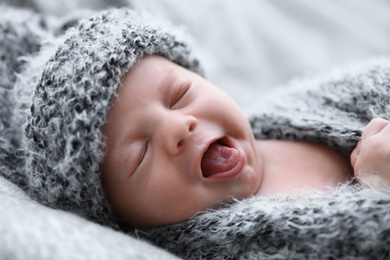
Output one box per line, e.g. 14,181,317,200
255,139,353,196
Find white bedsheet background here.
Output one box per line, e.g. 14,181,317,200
9,0,390,112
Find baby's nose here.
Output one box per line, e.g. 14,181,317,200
160,114,198,155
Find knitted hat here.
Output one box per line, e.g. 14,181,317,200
24,8,202,228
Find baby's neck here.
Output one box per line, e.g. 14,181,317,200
255,139,353,196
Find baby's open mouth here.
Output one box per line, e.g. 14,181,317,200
201,138,240,178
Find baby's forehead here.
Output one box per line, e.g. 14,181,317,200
106,56,184,120
117,55,189,98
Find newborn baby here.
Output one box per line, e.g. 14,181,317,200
100,55,355,227
18,8,390,230
101,55,390,227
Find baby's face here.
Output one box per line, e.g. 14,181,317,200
100,56,263,227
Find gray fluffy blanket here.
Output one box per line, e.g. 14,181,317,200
140,60,390,259
2,3,390,260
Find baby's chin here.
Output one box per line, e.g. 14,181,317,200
232,166,263,199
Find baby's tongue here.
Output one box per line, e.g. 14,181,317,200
201,142,239,177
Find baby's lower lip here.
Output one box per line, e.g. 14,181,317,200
202,138,246,181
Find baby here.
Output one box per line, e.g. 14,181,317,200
18,8,390,230
100,55,390,227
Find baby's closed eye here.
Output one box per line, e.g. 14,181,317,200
170,81,192,109
136,141,149,168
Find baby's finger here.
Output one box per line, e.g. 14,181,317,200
350,140,361,169
361,118,390,140
381,120,390,134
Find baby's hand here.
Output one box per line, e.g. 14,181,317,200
350,118,390,188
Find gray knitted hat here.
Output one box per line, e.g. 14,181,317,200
24,8,202,228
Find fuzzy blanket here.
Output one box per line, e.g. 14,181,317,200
140,59,390,259
2,2,390,260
